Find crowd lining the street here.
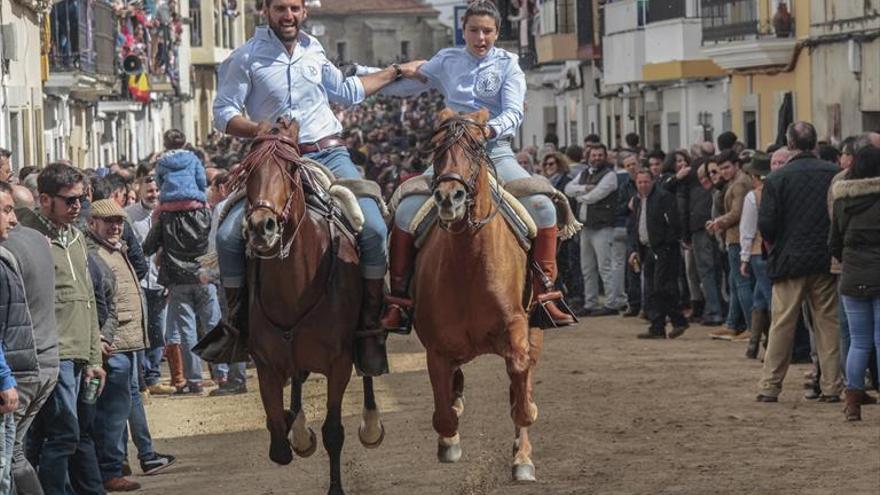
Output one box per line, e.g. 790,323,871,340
0,92,877,493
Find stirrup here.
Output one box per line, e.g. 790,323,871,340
529,291,578,329
382,295,413,335
528,260,578,329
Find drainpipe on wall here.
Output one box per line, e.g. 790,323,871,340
0,4,8,151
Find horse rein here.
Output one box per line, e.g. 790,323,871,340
428,116,502,232
240,133,309,261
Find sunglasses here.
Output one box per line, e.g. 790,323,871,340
708,169,719,176
54,194,87,207
140,175,156,184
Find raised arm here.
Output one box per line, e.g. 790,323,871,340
357,60,428,98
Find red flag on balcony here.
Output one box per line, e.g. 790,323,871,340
128,73,151,103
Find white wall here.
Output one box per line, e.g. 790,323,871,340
603,30,645,85
659,81,728,150
521,83,555,149
0,1,45,168
644,18,703,64
604,0,640,35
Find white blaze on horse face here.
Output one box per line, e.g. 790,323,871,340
248,209,282,251
433,182,468,223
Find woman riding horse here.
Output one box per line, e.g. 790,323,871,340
378,1,576,331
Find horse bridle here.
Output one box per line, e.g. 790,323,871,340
429,116,502,231
244,133,308,260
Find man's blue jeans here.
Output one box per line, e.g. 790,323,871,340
32,360,88,494
143,288,167,387
217,146,388,287
165,283,222,384
212,362,247,387
842,295,880,390
95,352,135,482
69,393,104,494
692,230,723,322
725,244,754,329
750,255,772,311
123,352,155,462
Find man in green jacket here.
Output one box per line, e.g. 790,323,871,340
18,163,107,493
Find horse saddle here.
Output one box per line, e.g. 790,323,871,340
388,175,582,250
215,157,389,241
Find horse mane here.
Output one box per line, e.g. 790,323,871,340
227,135,304,193
427,116,490,167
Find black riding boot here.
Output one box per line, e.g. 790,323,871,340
355,279,389,376
193,286,250,363
225,287,249,341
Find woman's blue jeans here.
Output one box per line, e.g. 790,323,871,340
842,295,880,390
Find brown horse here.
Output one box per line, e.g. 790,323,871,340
229,121,385,495
413,109,544,481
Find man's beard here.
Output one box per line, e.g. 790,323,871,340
271,18,299,42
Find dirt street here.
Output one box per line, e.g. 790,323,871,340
136,316,879,495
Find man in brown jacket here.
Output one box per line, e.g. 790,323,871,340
86,200,175,491
706,150,755,340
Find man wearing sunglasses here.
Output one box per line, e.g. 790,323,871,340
16,163,107,493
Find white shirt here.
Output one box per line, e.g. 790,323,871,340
213,27,365,142
125,201,162,291
739,190,759,263
563,166,619,222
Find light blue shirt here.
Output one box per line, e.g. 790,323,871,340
213,26,366,143
378,46,526,140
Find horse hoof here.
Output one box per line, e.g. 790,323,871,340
437,443,462,463
452,396,465,418
358,420,385,449
292,428,318,458
269,442,293,465
512,463,536,482
327,483,346,495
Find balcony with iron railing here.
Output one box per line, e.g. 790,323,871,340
192,0,243,65
700,0,760,42
699,0,797,70
48,0,116,76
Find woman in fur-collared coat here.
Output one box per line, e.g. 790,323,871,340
830,146,880,421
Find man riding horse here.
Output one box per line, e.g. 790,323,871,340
212,0,423,376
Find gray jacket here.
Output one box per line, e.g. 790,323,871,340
2,223,60,373
0,249,40,380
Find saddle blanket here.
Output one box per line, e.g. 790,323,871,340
388,174,582,250
217,156,388,234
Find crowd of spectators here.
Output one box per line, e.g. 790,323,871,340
529,125,880,420
0,92,877,494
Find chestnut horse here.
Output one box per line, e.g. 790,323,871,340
229,122,385,495
413,109,544,481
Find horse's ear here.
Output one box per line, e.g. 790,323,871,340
438,107,457,123
471,108,490,125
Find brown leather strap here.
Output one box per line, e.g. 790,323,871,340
384,295,413,307
299,135,345,154
535,291,564,303
355,328,386,338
